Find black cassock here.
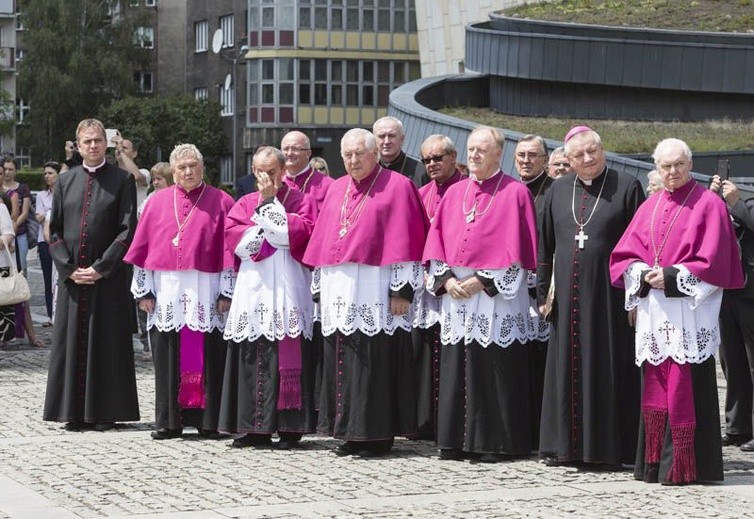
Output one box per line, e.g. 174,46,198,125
44,162,139,424
537,168,644,465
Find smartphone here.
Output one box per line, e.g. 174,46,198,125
105,129,119,148
716,158,730,181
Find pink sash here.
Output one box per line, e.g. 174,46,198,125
178,327,205,409
277,336,302,410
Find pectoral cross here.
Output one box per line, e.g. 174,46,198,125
575,228,588,249
465,207,476,223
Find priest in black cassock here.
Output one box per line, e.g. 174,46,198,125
513,134,554,449
373,116,427,186
43,118,139,431
537,126,644,467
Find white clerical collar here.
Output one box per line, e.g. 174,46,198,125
522,171,545,185
82,159,106,173
471,169,501,184
577,167,606,186
286,166,311,179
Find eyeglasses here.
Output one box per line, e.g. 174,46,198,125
515,152,544,160
282,146,310,153
421,153,447,165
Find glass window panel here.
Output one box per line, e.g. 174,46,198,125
347,61,359,82
332,85,342,105
249,83,258,105
408,61,420,80
299,59,311,80
262,84,274,103
394,10,405,32
346,0,358,5
378,0,390,7
362,62,374,82
363,10,374,31
378,62,390,82
279,58,293,80
393,62,405,83
332,9,343,30
262,7,274,27
362,85,374,106
364,0,374,5
262,60,275,80
331,60,342,81
299,83,311,104
314,7,328,29
249,60,259,81
314,84,328,105
378,10,390,31
280,83,294,104
249,8,259,28
314,0,328,4
332,0,343,4
299,7,311,28
346,9,359,30
278,5,294,29
378,85,389,106
346,85,359,106
409,8,416,32
315,59,327,81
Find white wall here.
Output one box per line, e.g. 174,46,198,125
415,0,548,77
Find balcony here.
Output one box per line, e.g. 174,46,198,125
0,47,14,69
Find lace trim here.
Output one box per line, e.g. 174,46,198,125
636,320,720,366
426,260,450,296
389,261,424,291
624,261,649,310
675,265,717,309
223,303,312,343
244,228,265,256
219,268,236,299
311,266,321,296
131,266,153,298
152,298,226,333
476,264,523,297
253,199,289,248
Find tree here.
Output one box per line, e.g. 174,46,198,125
97,94,228,185
16,0,151,164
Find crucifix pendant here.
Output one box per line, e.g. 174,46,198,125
339,227,348,238
171,233,180,247
465,208,475,223
575,228,588,249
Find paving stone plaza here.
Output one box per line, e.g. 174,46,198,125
1,254,754,518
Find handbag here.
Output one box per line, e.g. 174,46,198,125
0,236,31,305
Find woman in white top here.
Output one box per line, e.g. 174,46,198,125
0,193,17,348
34,161,60,327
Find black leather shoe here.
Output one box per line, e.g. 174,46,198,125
740,439,754,452
722,433,752,446
541,456,566,467
438,449,463,461
478,453,503,464
92,422,116,432
197,428,226,440
276,439,300,450
151,428,183,440
334,441,362,456
64,422,87,431
230,433,272,449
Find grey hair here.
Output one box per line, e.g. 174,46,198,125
564,130,602,156
652,138,692,164
170,143,203,167
254,146,286,167
421,134,457,155
372,116,404,137
341,128,378,151
468,126,504,150
549,146,566,163
517,134,548,157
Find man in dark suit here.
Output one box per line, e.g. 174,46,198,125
235,173,255,199
711,175,754,451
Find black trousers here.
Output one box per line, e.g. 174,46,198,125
719,291,754,436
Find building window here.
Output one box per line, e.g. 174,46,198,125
220,156,233,185
220,14,234,48
129,0,139,6
15,14,24,31
195,20,208,52
134,71,153,93
145,0,156,6
14,48,23,62
194,87,208,101
134,27,154,48
16,99,29,124
219,85,234,116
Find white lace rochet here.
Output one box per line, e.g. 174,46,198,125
223,199,314,343
624,261,722,366
131,266,233,333
313,261,423,336
426,260,538,348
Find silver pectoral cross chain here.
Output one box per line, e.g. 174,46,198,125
575,227,588,249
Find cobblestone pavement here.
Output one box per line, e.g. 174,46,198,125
1,254,754,517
